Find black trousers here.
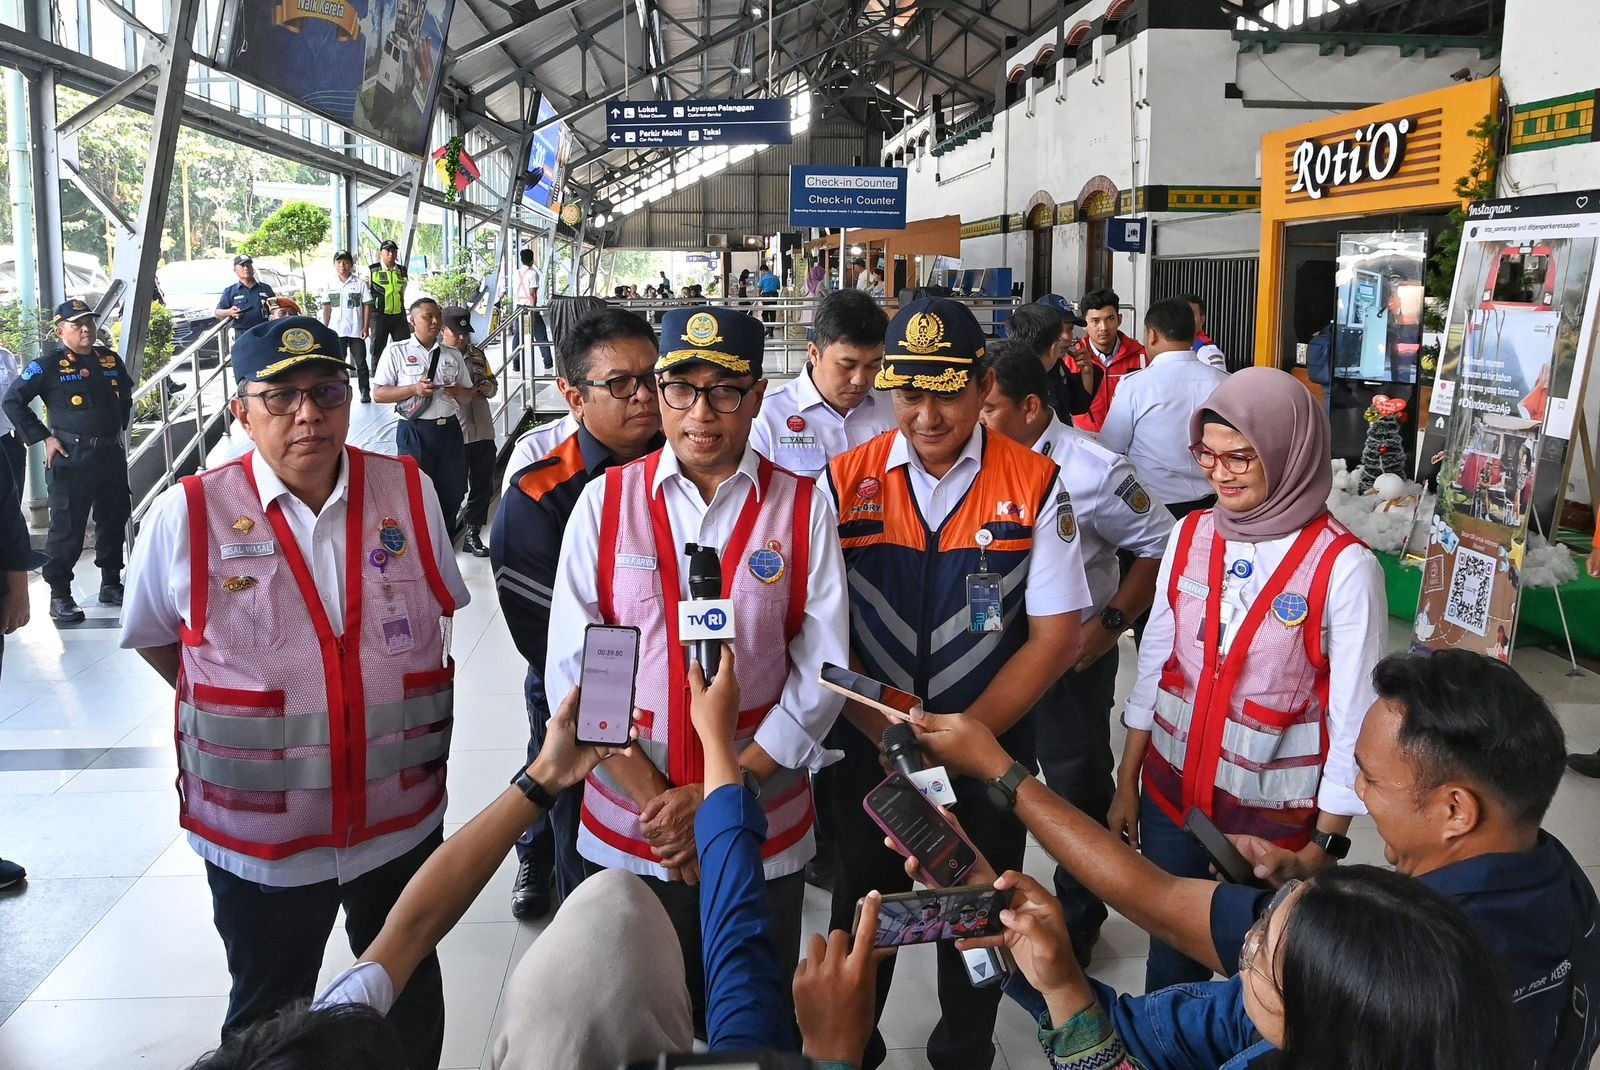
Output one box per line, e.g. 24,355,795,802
827,734,1027,1070
514,692,587,902
204,825,446,1070
42,444,130,595
371,313,411,367
395,418,466,539
338,337,370,397
462,439,496,528
1032,647,1119,937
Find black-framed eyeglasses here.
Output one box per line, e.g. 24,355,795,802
578,374,657,400
659,379,756,414
1189,443,1260,475
1239,878,1302,990
244,381,353,416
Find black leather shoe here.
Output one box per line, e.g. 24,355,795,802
0,857,24,890
511,856,552,920
99,581,124,606
1566,752,1600,778
361,391,372,403
803,856,834,892
462,526,489,558
50,595,85,624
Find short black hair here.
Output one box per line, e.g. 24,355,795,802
333,251,353,263
1181,293,1206,313
988,340,1049,405
520,248,535,267
186,1001,404,1070
1144,297,1197,344
1080,288,1121,314
1005,304,1064,361
408,297,439,314
557,307,657,383
1375,650,1566,826
813,289,888,352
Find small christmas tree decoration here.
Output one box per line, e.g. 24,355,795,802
1359,395,1409,495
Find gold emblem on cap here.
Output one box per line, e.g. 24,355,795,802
902,312,953,355
232,516,255,534
222,576,257,593
278,327,317,354
683,311,723,348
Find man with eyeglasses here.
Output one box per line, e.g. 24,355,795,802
2,300,134,624
120,317,469,1070
544,306,849,1033
491,307,664,920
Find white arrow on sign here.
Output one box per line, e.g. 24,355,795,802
610,133,620,142
610,107,620,117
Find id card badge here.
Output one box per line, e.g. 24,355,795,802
378,598,415,655
966,573,1003,634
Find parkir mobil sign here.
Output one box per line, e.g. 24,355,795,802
788,166,909,229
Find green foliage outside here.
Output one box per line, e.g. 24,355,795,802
0,302,54,361
240,202,332,294
1424,113,1501,332
133,303,176,422
422,260,481,306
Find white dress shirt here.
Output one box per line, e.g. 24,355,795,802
824,426,1094,619
500,411,579,492
545,443,849,879
120,450,471,886
1123,520,1385,817
1031,413,1174,619
373,336,470,421
321,274,371,338
1097,350,1229,506
749,368,894,477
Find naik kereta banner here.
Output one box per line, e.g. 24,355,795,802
216,0,456,157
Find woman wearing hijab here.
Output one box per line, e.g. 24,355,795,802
1107,366,1386,993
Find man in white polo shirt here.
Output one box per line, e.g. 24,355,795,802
319,251,372,401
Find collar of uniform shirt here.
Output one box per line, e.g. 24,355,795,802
886,419,986,477
1148,349,1199,368
650,442,766,503
250,447,350,514
795,362,878,420
574,420,660,475
1032,410,1075,456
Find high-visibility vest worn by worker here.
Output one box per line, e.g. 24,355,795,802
584,450,815,875
174,447,456,859
1142,509,1361,849
829,429,1060,750
369,266,408,316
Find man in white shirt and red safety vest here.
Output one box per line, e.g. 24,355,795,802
120,317,469,1070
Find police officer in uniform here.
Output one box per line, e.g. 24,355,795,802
368,239,411,367
2,300,133,624
215,255,276,335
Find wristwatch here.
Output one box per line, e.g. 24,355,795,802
1309,829,1351,859
985,762,1031,811
1100,606,1129,632
741,768,763,799
510,768,557,810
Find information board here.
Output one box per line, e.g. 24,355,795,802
605,99,792,149
787,166,908,230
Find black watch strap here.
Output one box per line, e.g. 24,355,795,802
985,762,1030,811
510,768,557,810
1310,829,1351,859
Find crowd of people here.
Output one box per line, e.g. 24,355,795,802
0,268,1595,1069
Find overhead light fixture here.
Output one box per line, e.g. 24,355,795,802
750,3,761,14
738,65,753,74
849,245,863,254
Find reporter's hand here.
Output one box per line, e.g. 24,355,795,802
1107,784,1140,851
528,687,633,792
963,871,1092,1026
907,707,1013,781
1228,833,1318,887
687,645,740,746
794,890,891,1065
892,806,999,890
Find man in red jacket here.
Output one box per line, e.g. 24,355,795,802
1067,288,1146,433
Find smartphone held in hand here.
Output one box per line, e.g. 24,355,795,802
864,772,980,888
851,885,1012,949
576,624,640,747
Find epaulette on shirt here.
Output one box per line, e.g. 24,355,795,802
512,434,585,503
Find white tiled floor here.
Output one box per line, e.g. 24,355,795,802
1,537,1597,1069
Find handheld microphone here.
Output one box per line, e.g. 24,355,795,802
684,543,723,685
882,722,925,780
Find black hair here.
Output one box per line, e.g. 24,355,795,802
520,248,535,267
851,258,867,269
1005,303,1064,361
1374,650,1566,826
557,307,658,384
1144,297,1197,344
1079,288,1121,314
814,289,888,352
1276,866,1515,1070
408,297,439,314
1197,408,1237,432
333,251,353,263
987,340,1049,405
1180,293,1206,313
186,1001,404,1070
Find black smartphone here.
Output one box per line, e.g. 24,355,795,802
575,624,640,747
863,773,979,888
1183,806,1265,886
852,884,1011,949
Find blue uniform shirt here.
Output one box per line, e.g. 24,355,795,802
217,279,276,332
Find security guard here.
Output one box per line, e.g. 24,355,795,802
215,255,276,335
822,297,1092,1070
979,342,1173,963
439,306,497,556
372,298,472,536
368,239,411,365
2,300,133,624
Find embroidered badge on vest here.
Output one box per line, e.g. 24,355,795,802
1114,474,1152,514
1272,592,1310,628
379,518,407,555
232,516,255,534
1056,490,1077,542
748,540,786,584
222,576,257,593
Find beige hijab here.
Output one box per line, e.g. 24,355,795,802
491,869,693,1070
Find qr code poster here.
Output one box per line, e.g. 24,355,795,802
1413,518,1522,662
1443,545,1496,636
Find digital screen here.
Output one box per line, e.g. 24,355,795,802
1333,231,1427,384
577,625,638,746
865,887,1009,948
523,98,571,217
820,663,919,715
864,774,975,888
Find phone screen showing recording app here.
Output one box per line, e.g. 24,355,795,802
577,626,638,746
865,774,977,886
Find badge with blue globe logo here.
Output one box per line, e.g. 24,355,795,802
1271,592,1309,628
748,540,786,584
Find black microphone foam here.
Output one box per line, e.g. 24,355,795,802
882,722,924,780
685,543,723,684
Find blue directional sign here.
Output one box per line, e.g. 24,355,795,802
788,166,909,229
605,99,793,149
1107,216,1149,253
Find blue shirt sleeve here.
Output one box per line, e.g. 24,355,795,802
1098,977,1266,1070
1210,884,1271,978
696,784,798,1053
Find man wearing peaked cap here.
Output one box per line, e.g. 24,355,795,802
821,296,1095,1069
2,300,134,624
544,304,849,1029
120,315,469,1070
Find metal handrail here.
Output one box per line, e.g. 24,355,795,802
126,319,235,529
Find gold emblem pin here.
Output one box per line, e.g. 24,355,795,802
278,327,317,354
683,311,723,348
903,312,953,355
70,395,84,406
222,576,257,593
232,516,255,534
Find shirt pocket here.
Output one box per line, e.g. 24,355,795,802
211,555,284,652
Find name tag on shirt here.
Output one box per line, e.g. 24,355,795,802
1176,576,1209,601
220,540,276,560
616,554,657,571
